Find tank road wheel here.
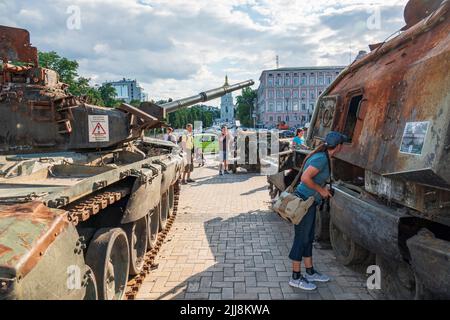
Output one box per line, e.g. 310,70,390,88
159,191,170,231
148,203,161,249
330,219,371,266
376,254,416,300
85,228,129,300
123,216,148,276
83,266,98,300
168,185,175,217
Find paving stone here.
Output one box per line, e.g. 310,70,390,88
136,166,376,301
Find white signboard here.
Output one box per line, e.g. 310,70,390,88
88,115,110,142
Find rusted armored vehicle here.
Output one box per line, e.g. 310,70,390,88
268,0,449,299
306,0,449,299
228,130,292,174
0,25,254,300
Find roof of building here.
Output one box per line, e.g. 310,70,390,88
262,66,346,73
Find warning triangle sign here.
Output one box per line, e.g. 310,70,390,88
92,122,107,135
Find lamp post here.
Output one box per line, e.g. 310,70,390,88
253,98,257,129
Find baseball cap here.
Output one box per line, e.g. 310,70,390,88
325,131,348,147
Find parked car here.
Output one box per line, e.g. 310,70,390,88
194,133,220,154
279,130,295,138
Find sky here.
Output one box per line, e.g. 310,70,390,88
0,0,409,106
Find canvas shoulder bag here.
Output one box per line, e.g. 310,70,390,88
271,167,315,225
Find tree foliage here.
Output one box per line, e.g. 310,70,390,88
235,87,257,127
38,51,117,107
168,104,219,129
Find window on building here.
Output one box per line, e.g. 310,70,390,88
326,77,332,85
277,90,282,99
269,116,273,122
268,77,274,87
268,102,274,112
301,77,307,85
286,116,289,122
268,90,274,99
276,101,282,111
301,91,306,98
293,90,299,98
284,90,290,98
310,91,315,100
277,77,282,86
293,101,299,111
310,103,315,111
277,116,282,122
285,101,290,111
344,95,363,142
302,103,306,110
309,76,315,85
285,77,291,86
293,77,299,86
318,77,324,85
302,115,306,122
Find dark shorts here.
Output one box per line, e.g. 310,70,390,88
288,192,318,262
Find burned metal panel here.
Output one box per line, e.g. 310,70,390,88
310,2,450,189
330,184,407,261
0,202,68,279
0,26,38,66
407,230,450,299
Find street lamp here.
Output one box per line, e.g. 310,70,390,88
253,98,257,129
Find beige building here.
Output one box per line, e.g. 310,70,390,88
256,66,345,128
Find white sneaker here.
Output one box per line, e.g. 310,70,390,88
289,276,317,291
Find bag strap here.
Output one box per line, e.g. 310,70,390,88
288,167,303,190
325,150,333,191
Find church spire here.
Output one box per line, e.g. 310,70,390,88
224,75,229,87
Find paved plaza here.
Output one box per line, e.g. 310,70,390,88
136,165,378,300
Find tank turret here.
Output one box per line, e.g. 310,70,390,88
0,25,254,154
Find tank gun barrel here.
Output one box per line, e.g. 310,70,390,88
159,79,255,114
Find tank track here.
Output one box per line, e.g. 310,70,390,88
125,180,181,300
62,180,181,300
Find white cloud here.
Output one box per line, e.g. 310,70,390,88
1,0,409,106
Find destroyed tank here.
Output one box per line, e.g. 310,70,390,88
304,0,449,299
0,25,254,300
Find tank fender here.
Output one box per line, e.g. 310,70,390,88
121,164,162,224
407,229,450,299
330,184,408,261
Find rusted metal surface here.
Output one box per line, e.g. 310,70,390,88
0,202,68,278
0,26,38,66
407,229,450,298
403,0,444,30
310,0,450,189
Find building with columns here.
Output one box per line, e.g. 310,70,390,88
256,66,345,128
220,76,235,125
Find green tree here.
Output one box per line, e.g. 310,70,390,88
99,83,118,107
235,87,257,127
38,51,78,86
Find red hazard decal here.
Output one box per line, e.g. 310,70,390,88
92,122,107,135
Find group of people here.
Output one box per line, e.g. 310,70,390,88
163,124,234,184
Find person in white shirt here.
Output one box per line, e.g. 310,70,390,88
218,125,233,175
163,127,177,144
181,124,195,184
